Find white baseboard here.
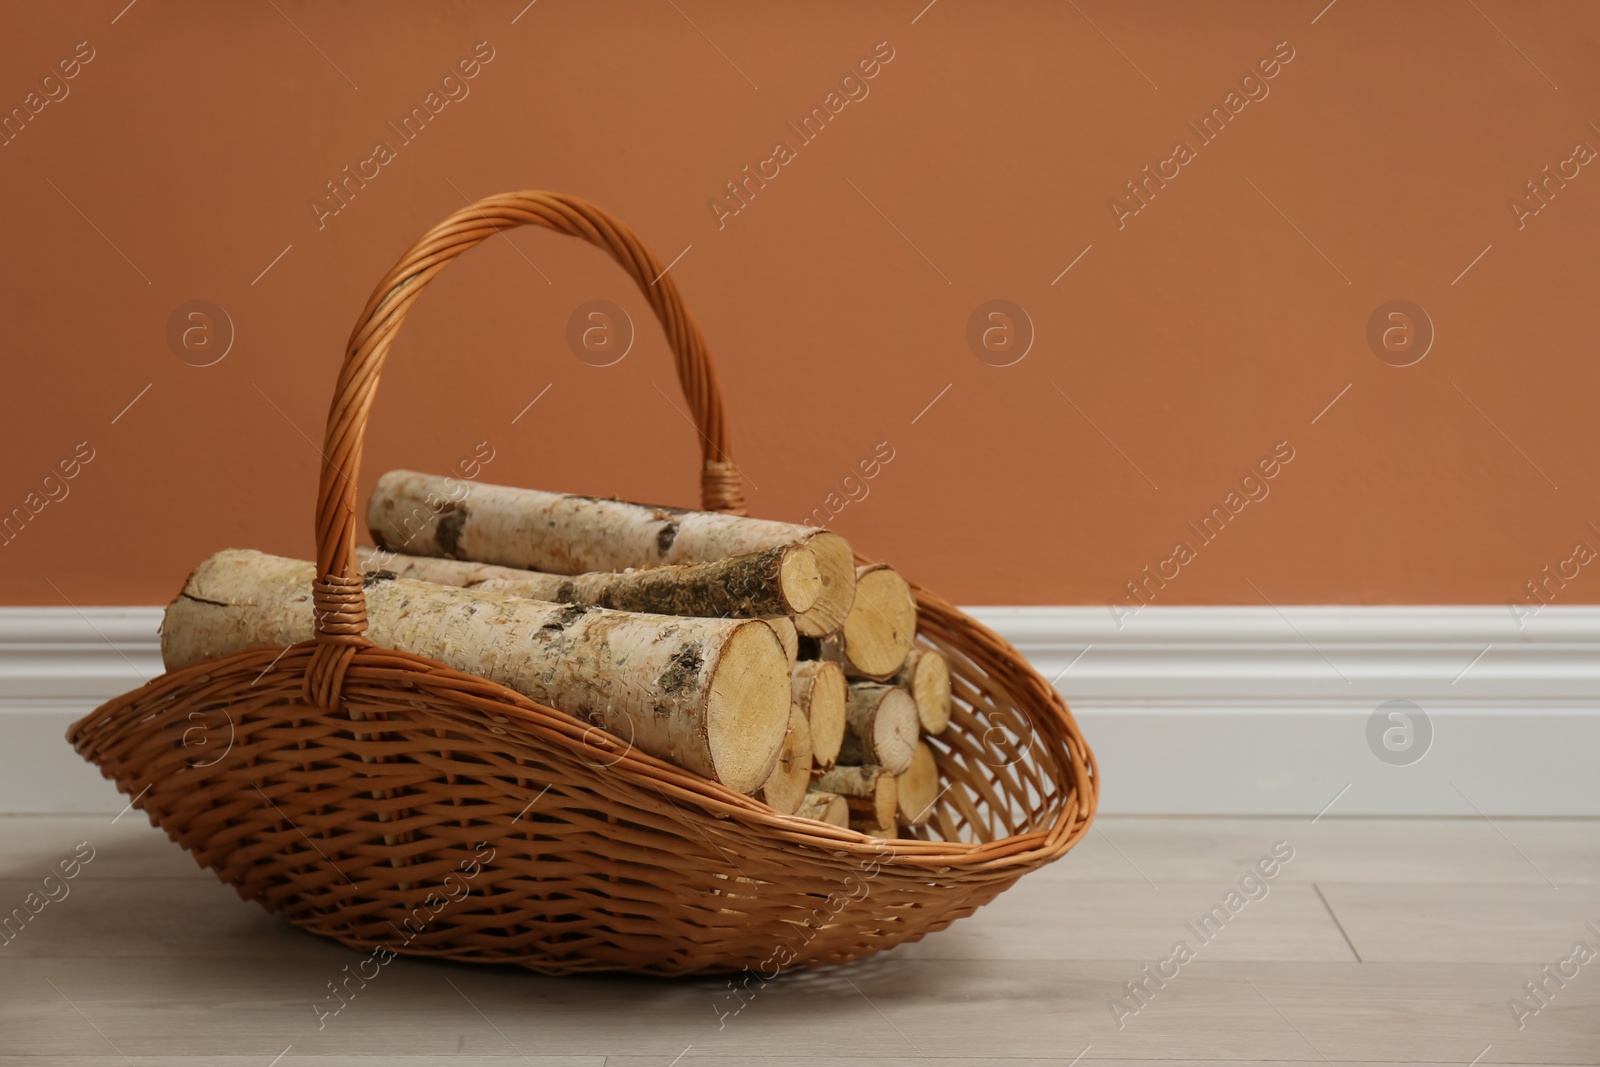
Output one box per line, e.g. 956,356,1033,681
4,605,1597,815
967,605,1600,817
0,608,164,814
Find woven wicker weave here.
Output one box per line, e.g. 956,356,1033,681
68,190,1098,976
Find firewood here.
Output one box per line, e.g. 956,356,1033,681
814,764,897,830
366,471,855,635
791,660,846,771
355,544,819,620
760,706,813,814
897,648,951,734
840,564,916,681
162,549,790,794
838,684,918,774
896,741,940,827
794,790,848,827
764,616,798,664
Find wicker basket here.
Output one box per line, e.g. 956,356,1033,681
68,190,1098,976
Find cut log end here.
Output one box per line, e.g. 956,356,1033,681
795,790,849,827
842,684,919,775
778,546,822,615
791,532,856,637
815,764,897,830
696,621,792,795
760,706,814,814
896,741,940,827
901,647,952,734
793,659,846,770
763,616,799,665
841,565,917,680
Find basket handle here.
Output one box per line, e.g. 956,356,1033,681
307,191,742,691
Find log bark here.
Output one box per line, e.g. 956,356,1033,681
791,660,846,771
759,706,813,815
838,684,919,775
356,544,820,620
896,741,940,827
163,549,790,794
814,764,897,830
365,471,855,635
840,564,917,681
794,790,848,828
897,648,952,734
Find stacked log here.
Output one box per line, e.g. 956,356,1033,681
163,550,791,795
366,471,855,636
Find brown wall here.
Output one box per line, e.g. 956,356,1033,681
3,1,1598,608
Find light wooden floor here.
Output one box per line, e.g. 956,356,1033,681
1,814,1595,1066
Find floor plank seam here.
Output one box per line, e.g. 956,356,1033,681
1312,881,1363,963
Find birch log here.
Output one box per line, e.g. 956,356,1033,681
162,549,790,793
763,616,798,664
791,660,846,770
838,684,919,774
355,545,820,620
759,707,813,814
897,648,952,734
814,765,897,829
840,564,917,681
795,790,849,828
365,471,855,635
896,742,939,827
